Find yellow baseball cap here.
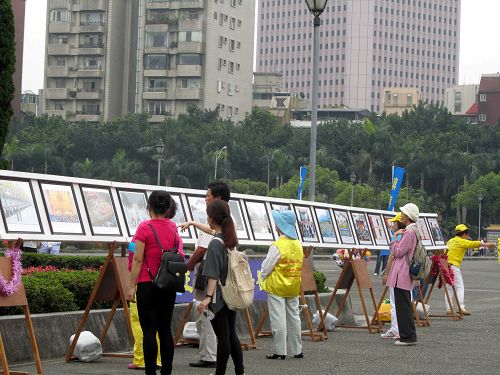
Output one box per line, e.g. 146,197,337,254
389,212,402,222
455,224,469,232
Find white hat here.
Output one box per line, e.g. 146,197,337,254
400,203,419,222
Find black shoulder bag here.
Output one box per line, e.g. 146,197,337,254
144,224,187,293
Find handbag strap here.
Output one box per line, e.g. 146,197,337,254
404,225,421,266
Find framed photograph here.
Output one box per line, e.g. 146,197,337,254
170,194,190,238
229,199,250,240
270,203,291,212
367,213,389,246
186,195,207,236
333,210,356,244
0,179,42,233
81,186,121,236
427,217,445,245
416,218,433,246
294,205,319,242
350,212,374,245
244,201,274,241
383,214,398,242
40,183,84,234
117,190,149,236
314,208,338,243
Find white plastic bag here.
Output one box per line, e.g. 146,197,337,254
70,331,102,362
416,302,431,319
183,321,200,340
312,310,338,331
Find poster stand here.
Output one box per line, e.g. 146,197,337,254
321,249,382,333
371,286,430,328
423,250,463,321
0,239,43,375
253,246,328,342
173,303,257,351
66,243,133,362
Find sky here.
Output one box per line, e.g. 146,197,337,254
21,0,500,92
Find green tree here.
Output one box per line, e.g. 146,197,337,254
0,0,16,160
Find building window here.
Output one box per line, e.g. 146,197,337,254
148,101,167,115
479,93,487,102
144,54,168,69
50,9,71,22
180,78,200,88
479,114,487,122
178,31,202,42
145,32,169,47
145,79,167,92
176,54,202,65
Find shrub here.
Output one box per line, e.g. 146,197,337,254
313,271,329,293
19,253,105,270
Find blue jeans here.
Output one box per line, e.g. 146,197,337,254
39,244,61,254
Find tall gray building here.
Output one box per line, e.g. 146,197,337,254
43,0,254,123
256,0,460,112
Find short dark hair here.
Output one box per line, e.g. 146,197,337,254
456,229,469,237
207,181,230,202
147,190,171,216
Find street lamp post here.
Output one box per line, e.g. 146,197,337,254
478,193,483,240
350,171,356,206
305,0,328,202
154,140,165,186
266,149,279,190
214,146,227,180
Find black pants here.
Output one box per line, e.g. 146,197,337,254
136,282,176,375
394,287,417,342
374,255,388,274
210,304,244,375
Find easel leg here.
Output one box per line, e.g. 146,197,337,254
242,308,256,349
174,303,193,345
313,292,328,339
253,307,269,339
100,295,120,344
368,288,382,333
0,333,11,375
300,292,317,341
23,306,43,374
371,286,388,326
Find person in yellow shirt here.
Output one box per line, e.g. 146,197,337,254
445,224,496,315
497,237,500,264
261,210,304,360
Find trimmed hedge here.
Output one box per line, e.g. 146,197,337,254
19,253,105,270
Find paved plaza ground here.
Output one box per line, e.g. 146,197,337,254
10,258,500,375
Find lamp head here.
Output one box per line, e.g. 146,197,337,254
305,0,328,16
478,193,483,201
350,171,356,184
154,141,165,155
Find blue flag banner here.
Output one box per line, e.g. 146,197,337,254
387,166,405,211
297,166,308,200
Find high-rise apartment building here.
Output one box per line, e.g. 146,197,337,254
136,0,254,123
12,0,26,120
43,0,138,122
43,0,254,123
256,0,460,112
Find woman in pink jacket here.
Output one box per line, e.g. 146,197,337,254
385,203,419,346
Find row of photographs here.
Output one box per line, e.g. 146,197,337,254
0,178,445,247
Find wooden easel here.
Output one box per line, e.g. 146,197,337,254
253,246,328,342
372,285,430,328
423,250,463,321
0,239,43,375
66,242,133,362
321,249,382,333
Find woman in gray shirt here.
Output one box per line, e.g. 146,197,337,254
197,200,244,375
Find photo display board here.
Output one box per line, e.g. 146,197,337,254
0,170,447,249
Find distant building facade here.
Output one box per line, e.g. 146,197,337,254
12,0,26,120
21,91,39,116
256,0,460,113
382,87,420,114
477,73,500,126
445,84,478,115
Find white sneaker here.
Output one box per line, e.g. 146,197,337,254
381,329,400,339
394,340,416,346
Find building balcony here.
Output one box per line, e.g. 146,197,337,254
76,89,102,99
177,41,203,54
143,69,169,77
181,0,204,8
49,0,70,10
144,45,169,54
144,23,169,32
143,90,168,100
76,112,102,122
77,67,104,77
77,0,106,11
179,19,202,31
47,44,73,55
145,0,177,10
175,87,201,100
45,109,68,119
77,43,105,55
77,22,105,33
48,22,72,34
46,66,70,77
176,65,202,77
148,114,168,123
45,88,70,100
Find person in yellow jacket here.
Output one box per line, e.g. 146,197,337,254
445,224,496,315
261,210,304,360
